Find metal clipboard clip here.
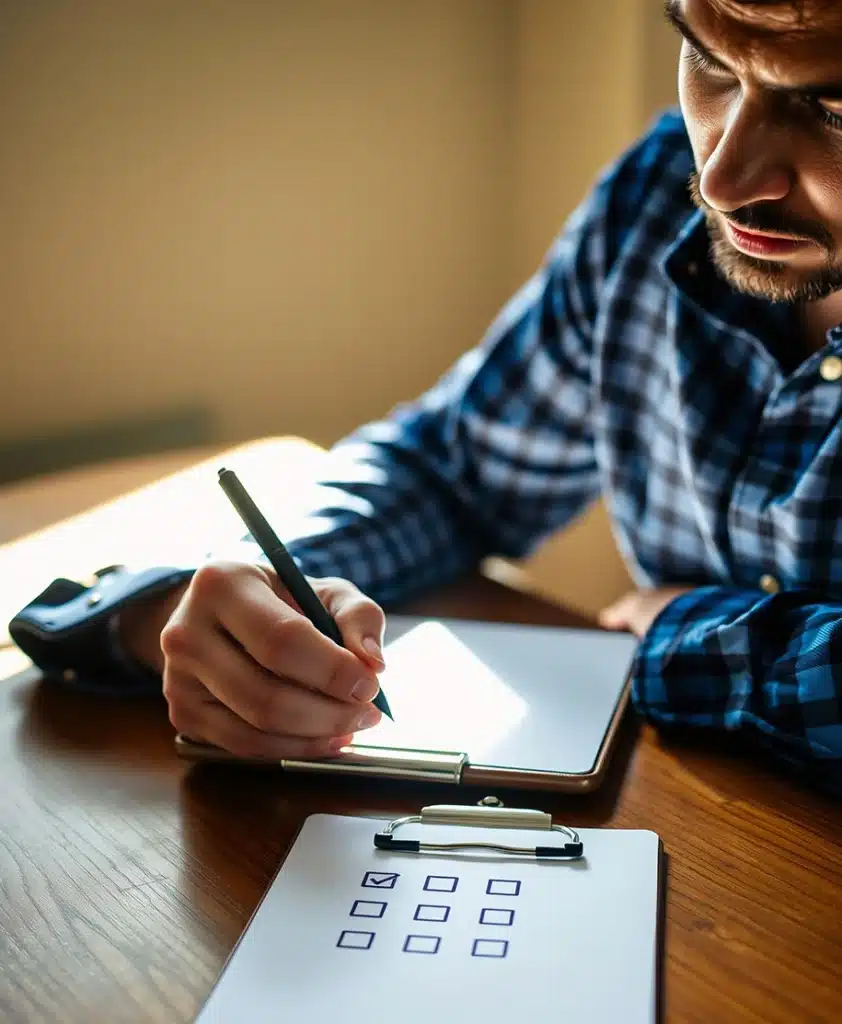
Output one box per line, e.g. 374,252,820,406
373,796,584,860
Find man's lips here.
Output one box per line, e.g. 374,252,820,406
726,221,813,258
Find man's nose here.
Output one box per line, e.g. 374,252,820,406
699,95,794,213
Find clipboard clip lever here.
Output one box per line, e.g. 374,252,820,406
373,797,584,860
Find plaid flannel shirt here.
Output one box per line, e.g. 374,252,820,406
259,109,842,791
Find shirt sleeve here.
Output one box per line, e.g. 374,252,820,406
271,181,618,607
631,586,842,793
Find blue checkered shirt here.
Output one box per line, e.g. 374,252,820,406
264,110,842,791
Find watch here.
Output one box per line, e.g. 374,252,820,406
8,564,195,695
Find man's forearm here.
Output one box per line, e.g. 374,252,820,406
630,584,842,792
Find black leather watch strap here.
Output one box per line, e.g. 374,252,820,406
8,565,195,694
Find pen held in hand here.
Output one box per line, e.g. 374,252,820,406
216,467,393,720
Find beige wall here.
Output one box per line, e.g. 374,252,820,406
513,0,678,286
513,0,640,284
643,0,681,119
0,0,682,615
1,0,516,449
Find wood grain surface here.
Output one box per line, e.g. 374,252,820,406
1,445,841,1023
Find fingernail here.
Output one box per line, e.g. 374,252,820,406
361,636,385,665
356,707,381,730
351,677,380,702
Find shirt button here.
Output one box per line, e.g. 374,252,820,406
759,573,780,594
820,355,842,381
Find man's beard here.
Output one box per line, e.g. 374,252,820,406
688,173,842,303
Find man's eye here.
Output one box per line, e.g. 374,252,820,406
816,97,842,130
685,47,728,77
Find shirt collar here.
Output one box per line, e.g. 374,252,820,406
660,206,707,291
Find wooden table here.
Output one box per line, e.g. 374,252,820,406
1,440,841,1024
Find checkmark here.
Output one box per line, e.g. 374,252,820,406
362,871,400,889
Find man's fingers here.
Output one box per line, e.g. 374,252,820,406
185,563,380,704
163,665,215,738
165,669,355,760
163,618,381,738
317,577,387,669
597,592,635,630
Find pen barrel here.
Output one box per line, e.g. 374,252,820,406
266,546,344,646
217,468,344,648
218,469,277,549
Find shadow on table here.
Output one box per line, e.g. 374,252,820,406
650,725,842,827
10,669,177,770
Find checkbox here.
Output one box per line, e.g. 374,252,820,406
414,903,450,923
337,930,375,950
403,934,441,955
351,900,387,919
424,874,459,893
472,938,508,958
362,870,400,889
486,878,521,897
479,907,515,926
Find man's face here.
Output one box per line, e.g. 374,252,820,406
671,0,842,302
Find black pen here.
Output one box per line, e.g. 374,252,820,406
217,467,393,720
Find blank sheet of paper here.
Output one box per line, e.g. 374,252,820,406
196,813,661,1024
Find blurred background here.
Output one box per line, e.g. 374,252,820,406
0,0,679,615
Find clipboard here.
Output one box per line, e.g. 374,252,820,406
176,615,639,793
194,797,663,1023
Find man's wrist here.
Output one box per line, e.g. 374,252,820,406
116,582,189,674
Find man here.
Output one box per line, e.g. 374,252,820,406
11,0,842,791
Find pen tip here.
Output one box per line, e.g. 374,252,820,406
374,689,394,721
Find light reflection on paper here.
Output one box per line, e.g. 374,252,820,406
355,621,528,758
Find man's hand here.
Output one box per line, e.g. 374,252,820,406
119,561,386,760
598,586,693,639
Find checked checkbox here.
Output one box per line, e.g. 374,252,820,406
361,871,400,890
